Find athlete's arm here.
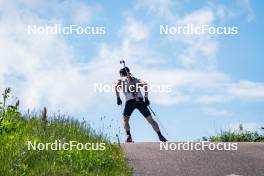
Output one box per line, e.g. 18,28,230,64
114,79,121,97
115,79,122,105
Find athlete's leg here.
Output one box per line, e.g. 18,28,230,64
136,100,160,131
123,116,132,142
123,99,135,143
137,101,167,141
146,115,167,141
146,115,160,132
123,116,130,132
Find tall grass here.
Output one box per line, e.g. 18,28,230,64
209,126,263,142
0,88,131,176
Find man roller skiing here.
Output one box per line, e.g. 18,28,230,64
115,66,167,142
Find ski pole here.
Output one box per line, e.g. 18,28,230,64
148,106,168,136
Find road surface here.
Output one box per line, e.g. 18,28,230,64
122,142,264,176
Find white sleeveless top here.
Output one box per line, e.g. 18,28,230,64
117,77,143,101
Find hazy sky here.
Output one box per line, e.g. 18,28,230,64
0,0,263,141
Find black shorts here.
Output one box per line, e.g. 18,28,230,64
123,98,151,118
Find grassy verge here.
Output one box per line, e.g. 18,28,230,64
209,128,264,142
0,88,131,176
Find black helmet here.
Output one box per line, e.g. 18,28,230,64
119,67,130,76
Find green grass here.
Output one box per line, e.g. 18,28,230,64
209,129,263,142
0,88,131,176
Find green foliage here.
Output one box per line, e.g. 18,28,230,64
0,88,131,176
0,88,23,134
209,128,263,142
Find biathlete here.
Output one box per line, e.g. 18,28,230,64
115,67,167,142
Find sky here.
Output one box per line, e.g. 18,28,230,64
0,0,263,142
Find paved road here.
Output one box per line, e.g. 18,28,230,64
122,142,264,176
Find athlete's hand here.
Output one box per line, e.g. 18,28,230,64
144,97,150,106
117,97,122,105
